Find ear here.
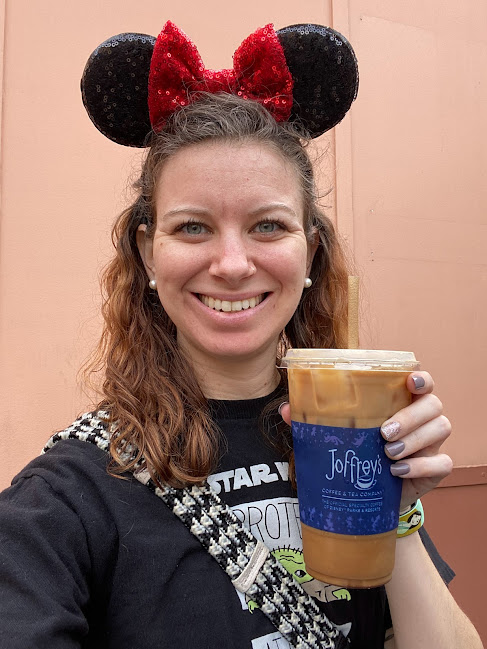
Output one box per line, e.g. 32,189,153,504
136,224,156,280
306,228,320,274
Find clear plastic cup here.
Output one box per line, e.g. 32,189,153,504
281,349,420,588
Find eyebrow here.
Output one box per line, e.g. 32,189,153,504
161,207,211,220
247,203,298,218
161,202,298,220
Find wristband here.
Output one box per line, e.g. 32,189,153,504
397,499,424,538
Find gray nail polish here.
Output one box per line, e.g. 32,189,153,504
385,441,405,457
412,376,425,390
390,462,410,476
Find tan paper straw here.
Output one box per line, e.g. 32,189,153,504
347,276,360,349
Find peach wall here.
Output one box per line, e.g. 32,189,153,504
0,0,486,487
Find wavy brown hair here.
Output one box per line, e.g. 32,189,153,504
86,93,351,488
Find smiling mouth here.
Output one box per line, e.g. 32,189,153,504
198,293,267,312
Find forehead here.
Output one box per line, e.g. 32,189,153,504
154,140,303,213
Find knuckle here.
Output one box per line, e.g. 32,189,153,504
440,454,454,476
426,393,443,415
438,415,452,440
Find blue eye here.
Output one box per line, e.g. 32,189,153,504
255,221,282,234
181,222,206,235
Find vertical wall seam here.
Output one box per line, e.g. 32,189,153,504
330,0,355,257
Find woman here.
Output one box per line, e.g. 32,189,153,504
0,22,482,649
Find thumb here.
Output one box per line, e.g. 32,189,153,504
278,402,291,426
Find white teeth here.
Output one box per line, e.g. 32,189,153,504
199,294,265,312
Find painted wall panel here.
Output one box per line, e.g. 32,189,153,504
347,8,487,466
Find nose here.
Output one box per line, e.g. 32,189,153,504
208,232,256,284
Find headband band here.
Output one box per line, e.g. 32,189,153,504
81,21,359,146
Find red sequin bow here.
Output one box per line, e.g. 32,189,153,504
148,21,294,131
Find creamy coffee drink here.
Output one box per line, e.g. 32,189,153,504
282,350,420,588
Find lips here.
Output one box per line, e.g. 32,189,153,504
198,293,266,312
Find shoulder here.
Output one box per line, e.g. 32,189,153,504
13,411,113,491
42,409,112,456
4,411,150,524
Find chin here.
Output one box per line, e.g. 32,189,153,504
192,336,280,363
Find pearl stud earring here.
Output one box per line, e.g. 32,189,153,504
149,279,157,290
304,277,312,288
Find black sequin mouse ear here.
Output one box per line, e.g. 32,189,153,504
81,33,155,147
277,24,359,138
81,23,358,147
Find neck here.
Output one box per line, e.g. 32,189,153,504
181,346,281,400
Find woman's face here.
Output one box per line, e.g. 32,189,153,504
138,140,317,367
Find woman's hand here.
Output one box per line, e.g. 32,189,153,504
279,371,453,510
380,371,453,509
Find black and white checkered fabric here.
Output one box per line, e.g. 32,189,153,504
43,412,348,649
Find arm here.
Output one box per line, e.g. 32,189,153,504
0,473,90,648
384,531,482,649
280,373,483,649
381,372,483,649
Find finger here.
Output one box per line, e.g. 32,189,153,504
399,473,451,508
406,371,434,397
394,454,453,505
279,402,291,426
390,453,453,482
381,393,443,441
408,442,445,458
384,415,452,460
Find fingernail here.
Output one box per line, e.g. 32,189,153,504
391,462,410,476
278,401,288,415
412,375,425,390
381,421,401,440
385,440,405,457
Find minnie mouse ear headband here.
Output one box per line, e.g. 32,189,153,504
81,21,358,147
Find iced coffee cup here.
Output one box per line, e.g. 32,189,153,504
281,349,420,588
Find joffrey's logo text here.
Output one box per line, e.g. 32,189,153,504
325,449,382,489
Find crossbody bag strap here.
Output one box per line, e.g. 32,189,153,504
43,412,349,649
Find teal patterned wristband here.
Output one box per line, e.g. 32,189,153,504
397,499,424,537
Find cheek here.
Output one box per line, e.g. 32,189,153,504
153,245,202,280
264,246,308,282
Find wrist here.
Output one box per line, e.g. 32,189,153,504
399,501,417,516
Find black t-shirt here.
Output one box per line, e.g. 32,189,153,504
0,394,454,648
